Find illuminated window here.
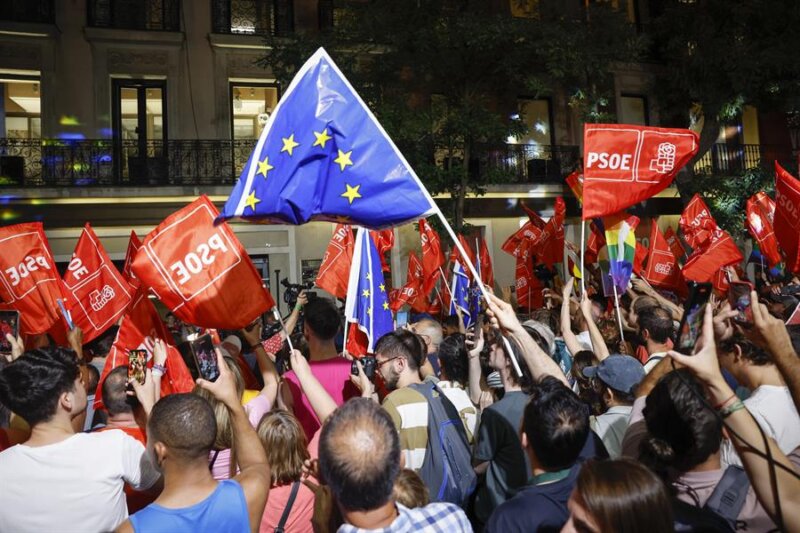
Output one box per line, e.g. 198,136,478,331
230,83,280,140
512,98,553,146
1,79,41,139
619,94,649,125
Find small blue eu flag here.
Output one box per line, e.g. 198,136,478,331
344,228,394,353
449,260,472,328
218,48,437,229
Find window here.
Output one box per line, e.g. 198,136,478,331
619,94,649,125
1,79,41,139
230,83,280,140
512,98,553,146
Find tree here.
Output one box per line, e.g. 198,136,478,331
647,0,800,203
261,1,641,232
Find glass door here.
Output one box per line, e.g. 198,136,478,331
112,79,167,184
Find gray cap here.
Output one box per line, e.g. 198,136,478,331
522,320,555,356
583,354,645,395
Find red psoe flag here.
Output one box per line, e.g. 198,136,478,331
663,226,685,262
419,218,446,295
448,235,476,279
775,162,800,272
585,220,606,264
682,227,743,283
520,201,547,229
122,231,142,287
62,224,133,344
390,251,426,312
582,124,699,219
316,224,355,299
501,221,541,258
679,194,717,250
0,223,65,334
94,291,195,410
565,170,584,205
643,223,682,291
746,192,781,268
132,196,275,329
534,197,565,267
478,238,494,288
514,246,543,310
372,228,394,273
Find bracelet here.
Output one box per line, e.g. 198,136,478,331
719,399,745,419
152,364,166,377
713,393,737,410
294,304,303,312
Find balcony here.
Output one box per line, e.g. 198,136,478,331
87,0,180,32
692,143,793,176
211,0,294,36
0,0,54,24
481,144,582,184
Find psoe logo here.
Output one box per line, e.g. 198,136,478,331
89,285,115,312
649,142,676,174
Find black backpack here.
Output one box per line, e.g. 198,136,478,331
409,382,477,506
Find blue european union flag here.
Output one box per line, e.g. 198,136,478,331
345,228,394,352
449,260,472,328
218,48,437,229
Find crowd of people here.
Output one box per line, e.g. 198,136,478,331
1,263,800,533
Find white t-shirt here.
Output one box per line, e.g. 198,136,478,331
0,430,160,533
722,385,800,468
437,381,478,443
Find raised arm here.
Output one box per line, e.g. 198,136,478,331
631,277,682,321
560,278,583,356
283,292,308,338
467,326,486,406
290,349,339,423
198,348,270,531
241,322,279,406
580,293,610,361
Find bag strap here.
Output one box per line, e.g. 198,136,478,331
274,480,301,533
703,465,750,526
208,450,221,472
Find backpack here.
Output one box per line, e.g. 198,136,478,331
409,382,477,506
703,465,750,530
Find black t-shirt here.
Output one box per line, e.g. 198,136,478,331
485,464,579,533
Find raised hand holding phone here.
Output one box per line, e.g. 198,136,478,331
196,346,239,409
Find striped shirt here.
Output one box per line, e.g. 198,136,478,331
437,381,477,444
382,387,429,471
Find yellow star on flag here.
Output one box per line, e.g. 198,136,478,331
334,149,354,171
341,183,362,204
257,156,274,178
366,307,372,316
362,289,371,297
379,283,386,292
244,191,260,212
313,128,332,149
281,134,300,156
365,272,372,281
382,301,389,311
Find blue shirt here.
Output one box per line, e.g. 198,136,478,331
130,479,250,533
338,502,471,533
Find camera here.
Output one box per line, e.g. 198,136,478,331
351,355,377,380
281,278,314,307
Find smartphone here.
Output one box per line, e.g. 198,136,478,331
728,281,754,324
127,349,147,385
396,310,409,328
677,282,713,352
0,310,19,354
351,355,377,380
191,334,220,382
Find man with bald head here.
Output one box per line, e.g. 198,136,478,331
319,398,471,531
409,318,443,378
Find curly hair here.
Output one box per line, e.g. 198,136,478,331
437,334,469,387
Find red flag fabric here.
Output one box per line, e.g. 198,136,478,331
585,221,606,264
448,235,477,279
565,170,584,205
419,219,446,295
582,124,699,219
372,229,394,273
746,192,781,268
533,197,565,267
316,224,355,299
663,226,685,262
775,162,800,272
711,268,730,294
514,244,543,310
389,252,427,312
682,226,743,283
520,202,547,229
478,238,494,288
501,221,542,258
0,223,66,334
679,194,717,250
634,240,647,275
122,231,142,287
62,224,133,344
643,223,682,291
132,196,275,329
93,291,195,410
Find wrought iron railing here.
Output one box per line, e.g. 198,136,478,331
481,144,582,184
0,0,54,24
88,0,180,31
692,143,788,175
210,0,294,36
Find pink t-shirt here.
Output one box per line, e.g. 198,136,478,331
283,357,359,441
210,393,271,480
259,481,315,533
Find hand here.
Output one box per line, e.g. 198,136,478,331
466,326,484,359
129,368,157,415
712,302,738,342
196,347,240,409
289,349,311,378
484,292,523,335
152,338,168,367
241,320,263,347
349,359,374,397
668,303,724,389
296,291,309,308
746,293,795,357
500,285,513,303
631,277,654,295
303,475,334,533
3,333,24,363
67,326,84,357
579,292,593,318
562,277,574,299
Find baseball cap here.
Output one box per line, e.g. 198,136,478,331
222,335,242,354
521,320,555,356
582,354,645,395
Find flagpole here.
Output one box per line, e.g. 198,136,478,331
274,308,295,354
611,283,625,344
438,266,455,301
433,210,523,377
580,220,586,296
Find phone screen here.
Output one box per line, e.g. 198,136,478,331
678,282,712,352
729,281,754,324
0,310,19,354
127,349,147,385
396,311,409,327
191,334,220,382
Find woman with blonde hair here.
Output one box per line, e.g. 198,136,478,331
257,410,315,533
